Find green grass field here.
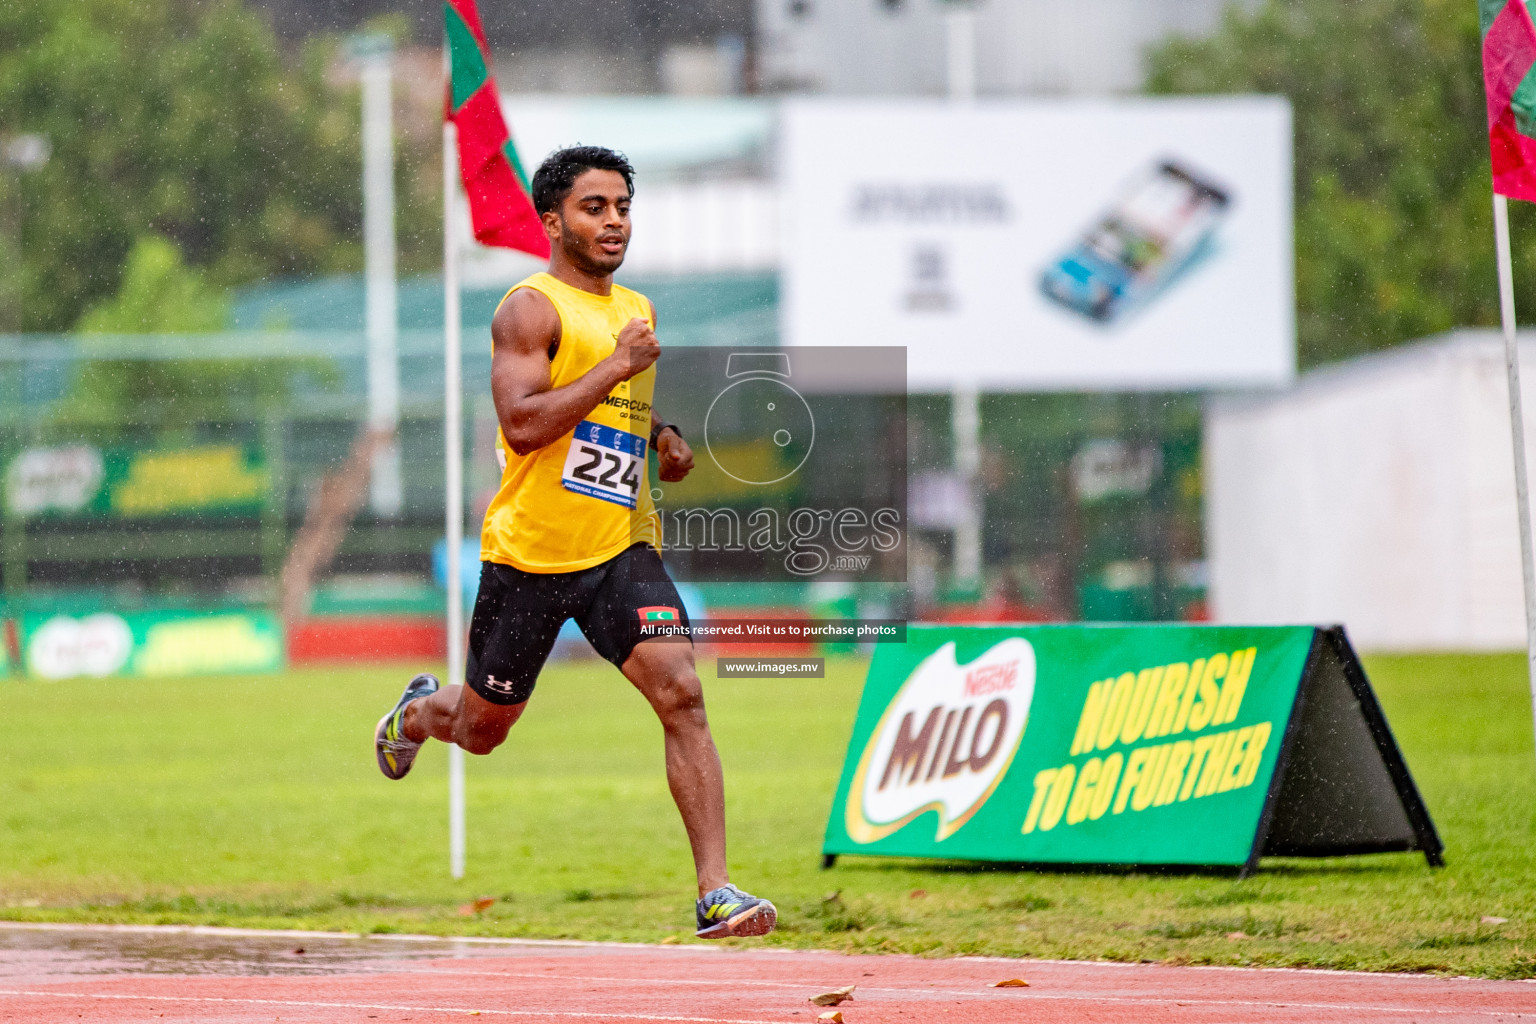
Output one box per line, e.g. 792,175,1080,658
0,651,1532,977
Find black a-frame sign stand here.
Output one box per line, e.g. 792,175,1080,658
1242,626,1444,877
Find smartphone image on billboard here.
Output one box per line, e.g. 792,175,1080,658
1039,159,1231,324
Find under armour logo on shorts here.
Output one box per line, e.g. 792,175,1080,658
482,674,517,694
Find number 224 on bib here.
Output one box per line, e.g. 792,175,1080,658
562,420,646,508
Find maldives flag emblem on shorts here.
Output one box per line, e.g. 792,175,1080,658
638,606,680,623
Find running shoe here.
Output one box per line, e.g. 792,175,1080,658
374,673,439,780
695,883,777,939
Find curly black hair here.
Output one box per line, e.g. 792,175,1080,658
530,145,636,216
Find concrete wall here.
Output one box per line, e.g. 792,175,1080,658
1205,332,1536,651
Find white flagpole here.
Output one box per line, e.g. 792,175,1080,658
444,120,467,879
1493,192,1536,763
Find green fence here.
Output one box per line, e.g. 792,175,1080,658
1,329,1207,622
0,330,500,608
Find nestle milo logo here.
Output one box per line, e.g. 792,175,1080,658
845,639,1034,843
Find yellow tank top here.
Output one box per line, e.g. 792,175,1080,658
480,272,660,573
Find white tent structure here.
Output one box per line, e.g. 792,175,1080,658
1206,331,1536,652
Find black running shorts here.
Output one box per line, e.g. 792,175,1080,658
465,543,691,706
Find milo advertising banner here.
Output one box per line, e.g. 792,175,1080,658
823,625,1442,873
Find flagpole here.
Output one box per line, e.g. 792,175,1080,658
444,119,467,880
1493,192,1536,765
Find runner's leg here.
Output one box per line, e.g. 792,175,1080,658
401,561,570,755
577,544,772,934
621,638,729,896
403,685,524,755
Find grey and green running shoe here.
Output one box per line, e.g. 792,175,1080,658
695,883,777,939
374,673,438,780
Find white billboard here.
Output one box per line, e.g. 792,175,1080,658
780,97,1293,391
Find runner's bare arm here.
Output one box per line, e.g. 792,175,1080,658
491,289,661,456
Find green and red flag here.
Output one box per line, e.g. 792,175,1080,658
1482,0,1536,201
444,0,549,257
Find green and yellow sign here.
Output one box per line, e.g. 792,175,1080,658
109,445,267,517
20,609,283,680
823,624,1441,872
4,444,267,520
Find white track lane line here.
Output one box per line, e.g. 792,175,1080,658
0,922,720,952
4,924,1534,988
0,988,780,1023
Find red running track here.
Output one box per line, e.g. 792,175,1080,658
0,924,1531,1023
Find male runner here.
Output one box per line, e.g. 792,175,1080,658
372,145,776,940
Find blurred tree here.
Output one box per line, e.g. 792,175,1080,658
66,238,330,427
65,234,315,425
1148,0,1527,368
0,0,436,333
78,235,230,333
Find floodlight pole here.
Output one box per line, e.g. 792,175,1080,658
946,2,982,592
944,1,977,103
1493,193,1536,765
356,34,403,517
952,381,982,589
444,121,467,880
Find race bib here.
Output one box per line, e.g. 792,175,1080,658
562,420,646,508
